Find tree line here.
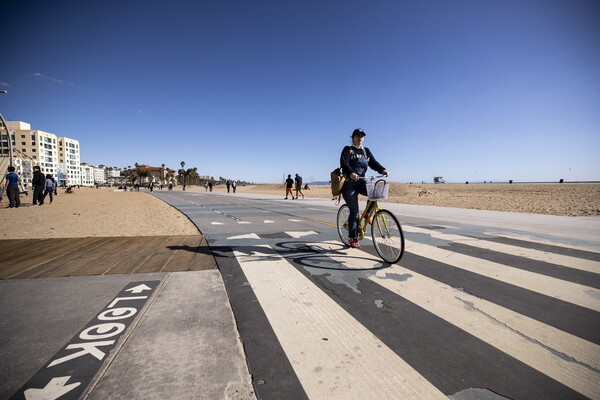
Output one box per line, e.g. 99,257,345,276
121,161,254,187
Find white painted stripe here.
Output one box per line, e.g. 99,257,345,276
237,221,251,224
211,222,224,225
308,241,600,398
485,232,600,253
288,219,302,222
264,220,275,224
233,245,446,399
405,239,600,312
285,231,319,238
227,233,260,240
404,226,600,274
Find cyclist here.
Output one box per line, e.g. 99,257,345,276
340,128,389,249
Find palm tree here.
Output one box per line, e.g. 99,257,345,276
139,169,151,186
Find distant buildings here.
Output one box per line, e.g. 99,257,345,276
1,121,82,186
0,120,175,187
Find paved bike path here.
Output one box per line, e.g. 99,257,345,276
155,190,600,400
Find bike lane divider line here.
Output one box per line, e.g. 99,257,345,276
233,245,447,400
8,281,162,400
307,241,600,399
404,225,600,274
403,239,600,312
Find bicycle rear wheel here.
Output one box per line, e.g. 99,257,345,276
371,209,404,263
336,204,351,246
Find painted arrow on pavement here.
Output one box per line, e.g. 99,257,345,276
125,284,152,294
24,376,80,400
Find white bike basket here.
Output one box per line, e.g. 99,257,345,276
366,179,389,201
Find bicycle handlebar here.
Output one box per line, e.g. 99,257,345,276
358,175,387,180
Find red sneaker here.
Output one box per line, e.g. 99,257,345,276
348,238,361,249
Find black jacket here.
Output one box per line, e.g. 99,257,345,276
32,171,45,187
340,146,385,178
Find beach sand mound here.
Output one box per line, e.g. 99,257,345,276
0,188,199,239
234,182,600,217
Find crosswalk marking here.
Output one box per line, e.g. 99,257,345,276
226,233,260,240
405,239,600,312
484,232,600,253
404,225,600,274
233,245,447,399
286,231,319,238
307,241,600,399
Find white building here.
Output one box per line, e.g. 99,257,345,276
1,121,82,186
93,165,107,185
59,137,81,186
80,163,94,186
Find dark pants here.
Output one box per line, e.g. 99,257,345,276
341,179,368,239
34,185,45,205
7,186,20,208
43,188,54,203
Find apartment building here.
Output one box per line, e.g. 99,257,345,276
58,137,81,186
80,163,94,186
3,121,59,185
93,165,107,185
1,121,82,186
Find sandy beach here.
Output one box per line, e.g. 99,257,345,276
1,182,597,240
0,188,199,239
231,182,600,217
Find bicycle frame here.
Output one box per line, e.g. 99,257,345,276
356,200,379,240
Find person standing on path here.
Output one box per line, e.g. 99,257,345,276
294,173,304,199
340,128,389,249
232,180,237,193
226,180,231,193
43,174,55,204
5,166,20,208
284,175,294,199
32,166,45,205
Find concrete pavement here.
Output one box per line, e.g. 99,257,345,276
2,189,599,399
0,271,255,400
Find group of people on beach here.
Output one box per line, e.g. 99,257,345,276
2,165,58,208
226,180,237,193
285,173,306,199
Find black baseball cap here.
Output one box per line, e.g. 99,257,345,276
352,128,366,137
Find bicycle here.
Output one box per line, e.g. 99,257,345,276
336,176,405,264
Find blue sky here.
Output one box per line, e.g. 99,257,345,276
1,0,598,183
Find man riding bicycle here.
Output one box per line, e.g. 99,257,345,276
340,128,389,249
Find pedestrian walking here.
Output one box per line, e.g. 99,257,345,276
226,180,231,193
294,173,304,199
5,166,21,208
43,174,55,204
32,166,45,205
284,175,294,199
208,182,213,192
232,181,237,193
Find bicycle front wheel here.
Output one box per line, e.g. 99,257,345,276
371,209,404,263
336,204,351,246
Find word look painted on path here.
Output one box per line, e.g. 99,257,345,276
10,281,160,400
